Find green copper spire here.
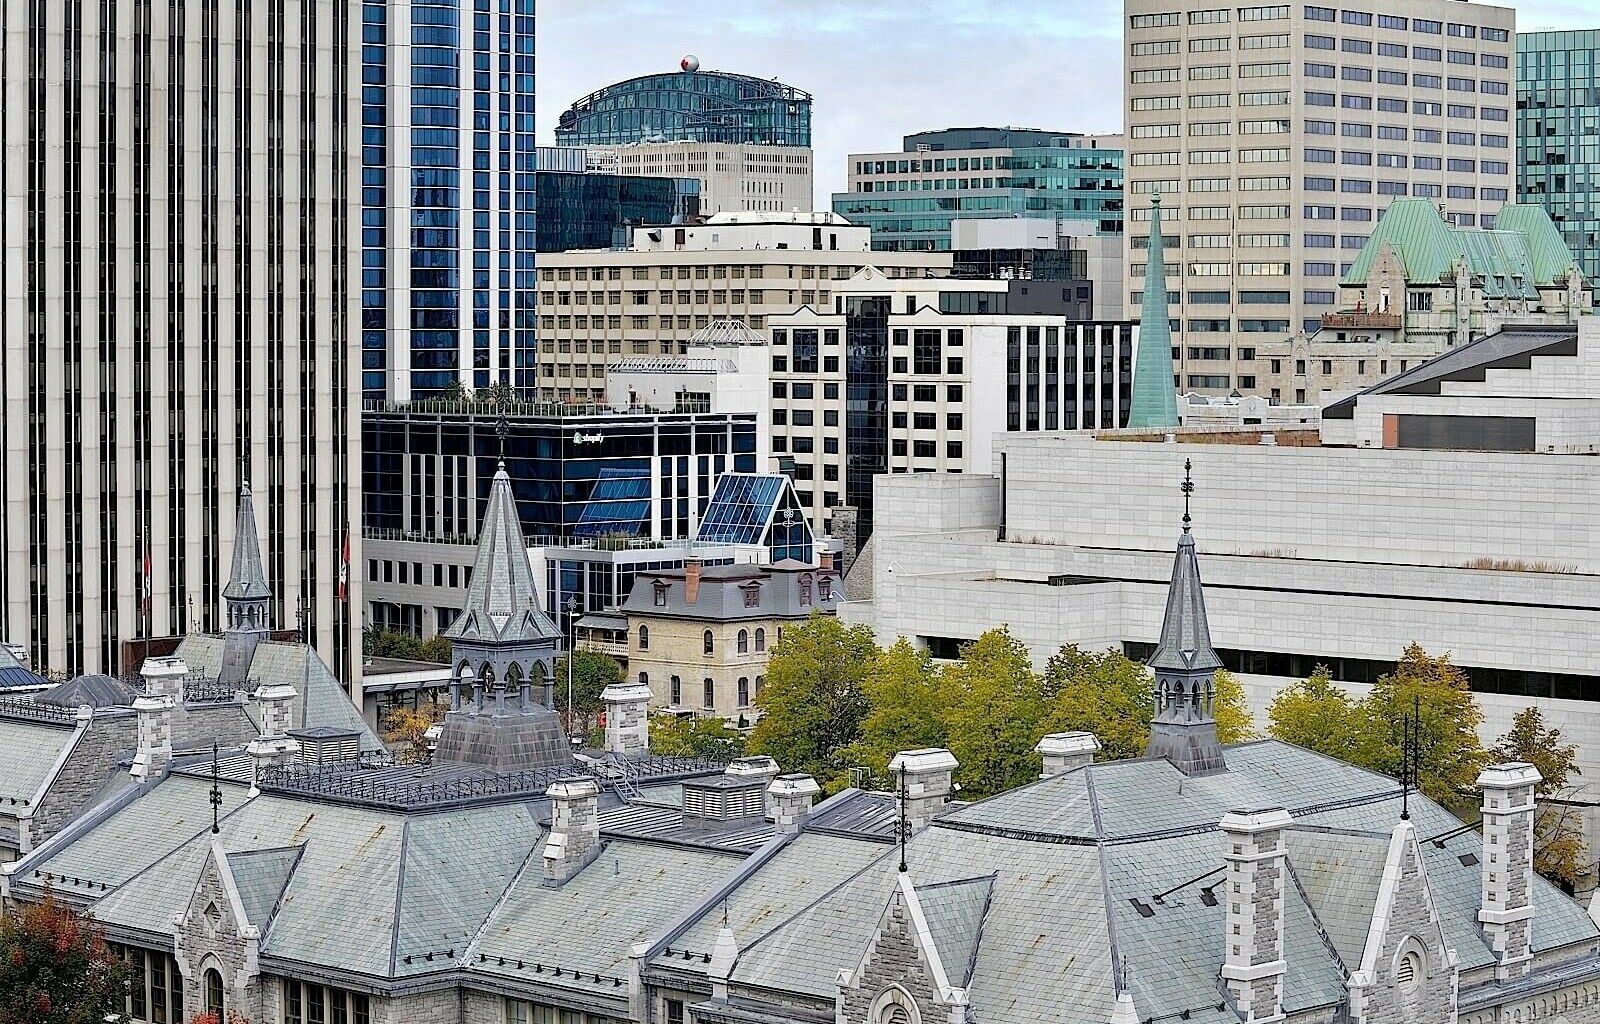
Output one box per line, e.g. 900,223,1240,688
1127,194,1179,429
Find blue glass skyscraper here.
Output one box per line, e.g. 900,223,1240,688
362,0,537,403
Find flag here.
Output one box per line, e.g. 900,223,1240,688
337,531,350,602
140,550,152,617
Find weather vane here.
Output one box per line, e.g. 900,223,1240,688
1181,458,1194,532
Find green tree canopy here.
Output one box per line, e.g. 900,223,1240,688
939,628,1051,798
846,638,946,783
651,713,746,761
1360,644,1487,819
1267,666,1364,764
1495,706,1586,887
748,613,880,789
554,649,625,735
0,894,130,1024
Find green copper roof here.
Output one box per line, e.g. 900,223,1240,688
1127,197,1178,430
1343,201,1575,296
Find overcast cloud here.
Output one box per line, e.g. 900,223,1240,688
537,0,1597,205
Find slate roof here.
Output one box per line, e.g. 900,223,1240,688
918,874,994,989
226,846,304,933
0,718,79,812
622,563,838,623
174,635,382,750
1322,324,1579,420
35,674,139,709
1147,528,1222,675
445,462,561,647
0,645,46,690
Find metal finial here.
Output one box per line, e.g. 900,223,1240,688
210,741,223,835
1180,459,1194,533
897,768,909,874
494,413,510,465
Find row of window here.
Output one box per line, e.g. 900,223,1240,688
654,671,765,709
1132,7,1506,39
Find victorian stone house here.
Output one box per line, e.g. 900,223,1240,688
4,480,1600,1024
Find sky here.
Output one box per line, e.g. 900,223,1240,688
537,0,1600,205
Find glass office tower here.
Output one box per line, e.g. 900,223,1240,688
535,171,700,252
1519,31,1600,289
362,0,538,403
555,70,812,147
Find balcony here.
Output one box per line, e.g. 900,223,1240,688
1320,311,1402,330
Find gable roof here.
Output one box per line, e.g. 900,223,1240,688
225,845,304,933
917,874,995,990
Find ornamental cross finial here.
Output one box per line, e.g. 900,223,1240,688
1181,459,1194,533
495,413,511,467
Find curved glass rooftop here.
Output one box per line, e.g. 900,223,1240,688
556,70,812,148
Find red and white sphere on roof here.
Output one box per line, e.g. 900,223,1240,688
680,55,700,72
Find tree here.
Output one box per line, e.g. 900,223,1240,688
747,613,879,790
1044,646,1254,760
0,893,130,1024
553,650,625,737
845,639,947,784
1044,644,1156,761
651,713,746,760
1359,644,1487,820
362,625,451,665
1268,666,1365,763
1495,707,1587,888
938,628,1050,798
382,702,447,764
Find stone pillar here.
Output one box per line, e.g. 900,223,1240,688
766,773,820,832
255,682,298,738
601,682,653,757
708,923,738,1000
1219,806,1292,1024
1478,762,1541,981
1036,732,1100,777
888,748,959,831
130,693,175,782
543,778,602,885
139,655,191,701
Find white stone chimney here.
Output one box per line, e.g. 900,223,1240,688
1036,732,1100,777
725,755,780,786
130,693,175,781
888,748,959,831
601,682,653,756
1478,762,1541,981
766,773,820,831
1219,805,1293,1024
246,683,301,796
543,778,602,885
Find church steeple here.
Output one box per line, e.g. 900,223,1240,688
1127,194,1179,429
223,481,272,634
1144,460,1226,776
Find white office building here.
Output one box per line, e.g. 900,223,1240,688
1124,0,1518,397
585,141,813,215
0,0,361,679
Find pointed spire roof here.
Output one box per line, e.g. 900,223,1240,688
1126,195,1179,430
445,463,560,645
223,482,272,601
1148,529,1223,674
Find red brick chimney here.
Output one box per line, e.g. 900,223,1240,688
820,551,834,571
684,557,703,604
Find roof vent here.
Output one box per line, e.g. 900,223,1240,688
682,775,766,822
288,726,362,765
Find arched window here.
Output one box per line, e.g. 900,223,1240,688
204,968,225,1018
755,675,765,699
754,628,766,653
638,624,649,651
737,677,750,706
703,678,715,709
703,629,715,655
737,629,749,654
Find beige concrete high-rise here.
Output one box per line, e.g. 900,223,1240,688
1123,0,1517,398
0,0,362,682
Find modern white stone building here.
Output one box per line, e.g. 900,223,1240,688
586,141,814,215
843,320,1600,868
0,0,362,681
1124,0,1519,397
534,213,948,402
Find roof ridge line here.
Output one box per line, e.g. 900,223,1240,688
387,818,413,976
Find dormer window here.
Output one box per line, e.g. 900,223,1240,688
653,581,668,607
742,582,761,608
799,574,813,606
819,575,832,601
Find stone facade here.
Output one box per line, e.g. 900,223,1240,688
173,852,265,1023
1480,764,1541,981
30,712,136,844
602,682,653,756
627,615,779,722
1221,808,1292,1023
544,778,602,885
1347,826,1458,1024
840,890,949,1024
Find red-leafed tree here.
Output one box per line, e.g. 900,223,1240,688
0,893,131,1024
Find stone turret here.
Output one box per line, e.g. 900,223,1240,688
1478,762,1541,981
1220,805,1292,1023
1143,462,1227,776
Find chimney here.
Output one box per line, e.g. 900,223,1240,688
140,656,191,704
765,773,820,832
1478,762,1541,981
725,755,780,787
130,693,174,781
820,550,835,571
601,682,654,756
543,777,602,885
1035,732,1100,777
684,558,703,604
1219,805,1292,1024
255,682,298,738
888,748,959,831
